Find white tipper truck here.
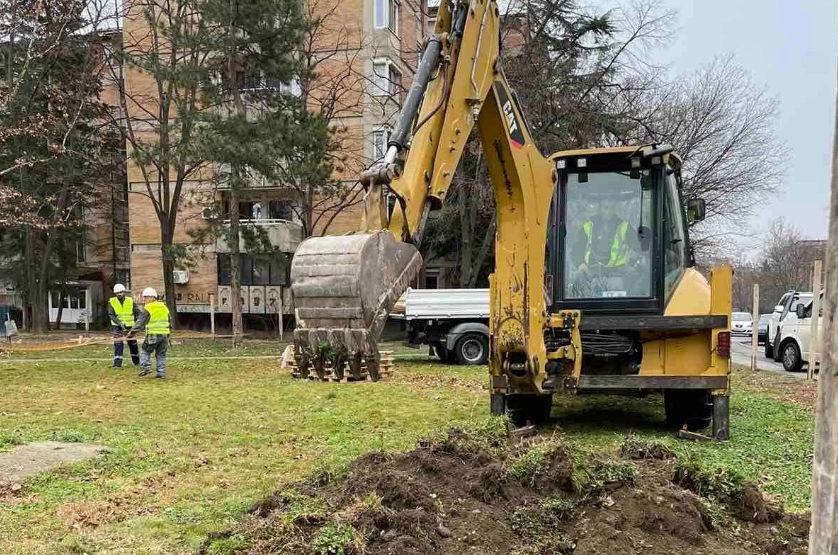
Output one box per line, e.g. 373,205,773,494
391,288,490,365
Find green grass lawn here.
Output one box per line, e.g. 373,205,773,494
0,355,815,555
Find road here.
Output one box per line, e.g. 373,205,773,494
730,336,804,378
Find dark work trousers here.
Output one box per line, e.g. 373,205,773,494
113,327,140,367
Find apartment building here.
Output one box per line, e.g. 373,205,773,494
123,0,433,326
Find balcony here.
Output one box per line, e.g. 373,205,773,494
215,219,304,253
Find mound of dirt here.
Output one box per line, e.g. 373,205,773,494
204,431,809,555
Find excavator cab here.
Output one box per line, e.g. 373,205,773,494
546,147,688,313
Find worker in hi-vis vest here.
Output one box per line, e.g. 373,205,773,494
107,284,140,368
126,287,172,379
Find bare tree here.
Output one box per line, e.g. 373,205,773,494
280,0,369,238
618,56,787,249
105,0,216,319
759,218,824,303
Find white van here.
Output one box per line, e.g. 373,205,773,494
765,291,812,360
775,292,823,372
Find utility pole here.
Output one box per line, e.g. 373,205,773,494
808,73,838,554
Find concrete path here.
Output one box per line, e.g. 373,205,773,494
0,442,108,482
730,338,805,378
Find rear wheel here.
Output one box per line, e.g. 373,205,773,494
505,393,553,427
781,341,802,372
454,333,489,365
664,390,712,431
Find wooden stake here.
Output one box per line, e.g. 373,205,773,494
209,294,216,340
752,283,759,372
808,78,838,553
808,260,822,381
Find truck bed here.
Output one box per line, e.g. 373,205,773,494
392,288,489,320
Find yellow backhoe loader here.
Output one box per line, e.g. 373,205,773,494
291,0,732,439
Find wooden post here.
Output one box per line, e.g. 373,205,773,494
751,284,759,372
209,294,216,340
278,288,284,342
84,288,90,333
808,260,822,381
808,75,838,553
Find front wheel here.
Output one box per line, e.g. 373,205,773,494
781,342,803,372
454,333,489,365
764,338,773,358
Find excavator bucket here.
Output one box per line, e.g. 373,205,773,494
290,231,423,381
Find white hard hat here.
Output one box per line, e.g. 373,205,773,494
113,283,126,294
142,287,158,298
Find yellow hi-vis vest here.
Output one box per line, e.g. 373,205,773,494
109,296,135,327
145,301,171,335
582,219,630,267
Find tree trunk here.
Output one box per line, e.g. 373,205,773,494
469,212,496,288
54,291,64,330
459,187,473,288
226,22,246,348
808,73,838,554
160,225,178,328
229,184,244,348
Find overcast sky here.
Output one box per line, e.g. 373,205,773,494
656,0,836,245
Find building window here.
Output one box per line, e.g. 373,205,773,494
76,235,87,264
217,253,292,286
425,268,439,289
372,127,391,160
269,199,295,221
372,59,401,97
375,0,399,34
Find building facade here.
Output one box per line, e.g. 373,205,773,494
122,0,434,326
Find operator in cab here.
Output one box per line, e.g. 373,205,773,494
566,191,650,298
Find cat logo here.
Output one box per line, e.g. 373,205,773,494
494,82,526,149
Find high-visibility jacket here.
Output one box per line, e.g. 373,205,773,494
145,301,171,335
109,296,135,327
582,219,630,267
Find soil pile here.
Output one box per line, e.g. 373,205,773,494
202,430,809,555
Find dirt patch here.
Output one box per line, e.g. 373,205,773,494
736,367,816,408
203,430,809,555
0,441,107,483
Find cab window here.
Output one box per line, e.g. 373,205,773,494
562,170,654,299
662,170,686,300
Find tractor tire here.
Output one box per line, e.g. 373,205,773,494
454,333,489,366
505,393,553,428
664,390,712,431
781,341,803,372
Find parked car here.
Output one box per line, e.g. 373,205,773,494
775,292,823,372
730,312,753,335
765,290,812,360
757,314,771,345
